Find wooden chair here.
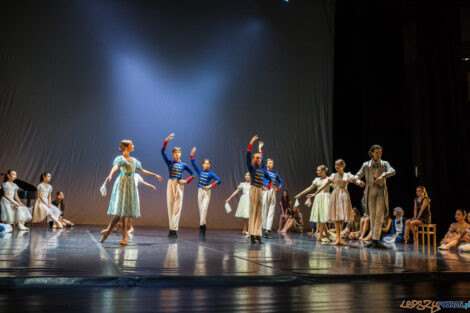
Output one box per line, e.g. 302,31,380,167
415,224,437,248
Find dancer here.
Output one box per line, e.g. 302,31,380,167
277,190,291,232
225,172,251,236
101,139,162,245
111,173,156,235
404,186,431,244
382,207,406,244
311,159,360,246
51,192,74,227
354,144,395,249
258,142,283,239
190,146,222,236
1,170,32,230
246,135,272,244
439,209,469,250
295,165,332,242
162,133,194,239
33,172,64,229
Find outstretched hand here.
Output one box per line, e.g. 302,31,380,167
166,133,175,142
259,141,264,151
250,135,259,144
191,146,196,156
155,175,163,182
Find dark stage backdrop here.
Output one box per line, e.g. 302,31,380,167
0,1,334,228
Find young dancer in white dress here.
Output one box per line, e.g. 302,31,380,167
225,172,251,236
295,165,332,242
33,172,64,229
311,159,361,246
1,170,32,230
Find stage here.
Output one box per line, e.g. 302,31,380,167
1,226,470,312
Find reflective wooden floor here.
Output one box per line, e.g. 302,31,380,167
1,226,470,312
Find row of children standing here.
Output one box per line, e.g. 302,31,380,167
99,134,223,246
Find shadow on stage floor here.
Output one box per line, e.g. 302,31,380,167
1,226,470,312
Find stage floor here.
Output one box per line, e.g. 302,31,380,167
1,225,469,282
1,226,470,312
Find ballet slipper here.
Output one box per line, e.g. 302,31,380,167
120,239,127,246
101,229,108,235
100,231,110,243
128,228,134,235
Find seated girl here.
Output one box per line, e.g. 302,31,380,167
382,207,406,243
342,208,361,239
280,203,304,233
404,186,431,243
439,209,469,250
51,191,74,227
381,214,392,237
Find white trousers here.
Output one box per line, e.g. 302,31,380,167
262,189,277,231
198,188,211,226
167,179,184,231
368,186,386,240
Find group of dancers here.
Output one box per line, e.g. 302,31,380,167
97,133,395,249
1,171,73,232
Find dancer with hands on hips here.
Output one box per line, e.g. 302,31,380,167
162,133,195,239
190,146,222,237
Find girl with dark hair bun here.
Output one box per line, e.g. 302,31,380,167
1,170,32,230
439,209,469,250
32,172,63,228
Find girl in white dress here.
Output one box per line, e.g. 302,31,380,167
32,172,63,229
225,172,251,236
1,170,32,230
295,165,332,242
311,159,361,246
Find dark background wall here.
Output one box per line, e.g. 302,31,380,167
334,0,470,237
0,0,334,228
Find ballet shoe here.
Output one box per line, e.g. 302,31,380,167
101,229,108,235
18,224,29,231
120,239,127,246
255,236,264,244
100,232,110,243
250,235,256,244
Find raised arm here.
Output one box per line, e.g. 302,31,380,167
246,135,259,172
190,147,202,176
258,141,265,168
161,133,175,166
